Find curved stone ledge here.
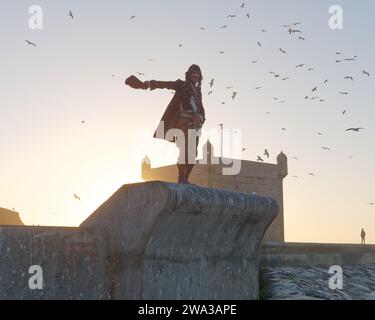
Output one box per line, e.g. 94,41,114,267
81,181,279,299
0,181,278,300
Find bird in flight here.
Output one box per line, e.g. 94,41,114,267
130,15,135,19
317,132,323,135
220,25,228,29
299,36,305,40
69,11,74,19
339,92,349,95
344,76,354,81
324,79,329,84
346,127,365,132
288,28,302,35
257,41,262,47
282,77,290,81
342,110,346,115
200,27,206,31
227,14,237,18
226,86,233,89
232,92,237,100
254,87,262,90
81,120,85,124
363,70,370,77
246,13,250,19
264,149,270,158
73,193,81,200
208,90,213,95
312,87,318,92
137,72,145,76
242,148,246,151
296,64,304,68
308,173,315,176
261,29,268,32
25,40,36,47
240,2,245,8
308,68,314,71
279,48,287,54
257,156,264,162
209,79,214,88
322,146,331,151
369,202,374,206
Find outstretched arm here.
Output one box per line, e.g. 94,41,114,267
148,79,183,91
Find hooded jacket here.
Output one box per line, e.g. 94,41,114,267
150,79,206,142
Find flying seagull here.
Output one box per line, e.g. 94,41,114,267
257,41,262,47
130,15,135,19
296,64,304,68
322,147,331,150
312,87,318,92
346,127,364,132
209,78,214,88
257,156,264,162
324,79,329,84
25,40,36,47
220,25,228,29
69,11,74,19
227,15,237,18
208,90,213,95
299,36,305,40
73,193,81,200
308,173,315,176
232,92,237,100
339,92,349,95
363,70,370,77
342,110,346,115
264,149,270,158
240,2,245,8
279,48,286,54
344,76,354,81
246,13,250,18
288,28,302,34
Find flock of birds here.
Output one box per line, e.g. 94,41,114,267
23,4,373,208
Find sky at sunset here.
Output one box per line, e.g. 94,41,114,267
1,0,374,244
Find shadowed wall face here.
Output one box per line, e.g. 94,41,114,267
0,182,278,299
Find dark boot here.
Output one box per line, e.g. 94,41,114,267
177,164,187,183
185,164,195,182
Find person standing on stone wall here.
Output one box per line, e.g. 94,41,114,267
126,64,206,184
361,228,366,245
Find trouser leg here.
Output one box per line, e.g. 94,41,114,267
185,135,199,180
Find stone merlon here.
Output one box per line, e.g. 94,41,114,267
1,181,279,299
